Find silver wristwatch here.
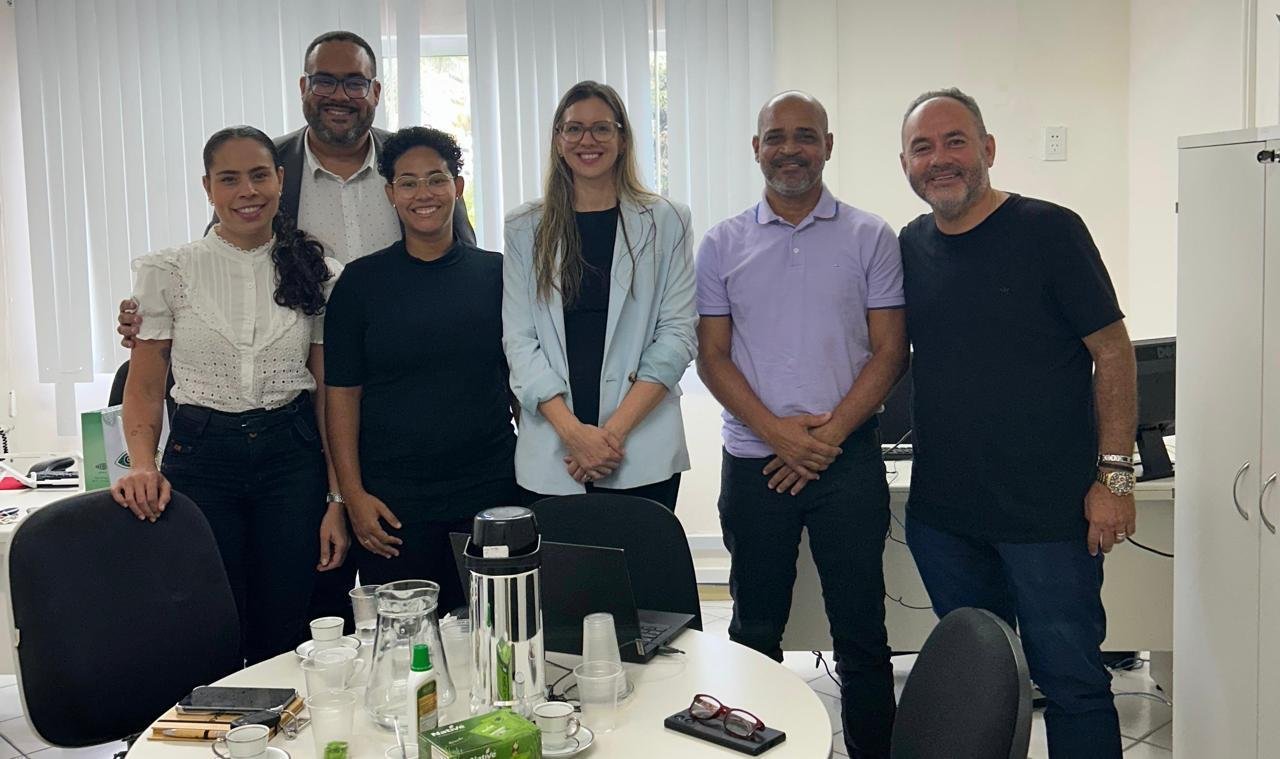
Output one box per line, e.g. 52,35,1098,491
1096,468,1135,497
325,491,345,504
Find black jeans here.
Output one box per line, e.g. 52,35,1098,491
905,516,1121,759
521,473,682,512
162,396,326,665
718,426,894,759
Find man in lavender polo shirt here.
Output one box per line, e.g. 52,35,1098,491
695,91,908,759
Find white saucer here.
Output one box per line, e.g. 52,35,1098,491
294,636,361,660
265,748,291,759
542,725,594,757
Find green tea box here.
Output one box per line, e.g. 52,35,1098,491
421,709,542,759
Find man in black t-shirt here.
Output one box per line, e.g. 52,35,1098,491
897,89,1137,759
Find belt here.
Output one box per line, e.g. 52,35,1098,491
173,394,311,434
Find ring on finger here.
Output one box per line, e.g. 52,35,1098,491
1114,532,1127,541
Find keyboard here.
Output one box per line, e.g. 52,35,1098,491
34,471,79,486
881,444,913,461
640,623,670,643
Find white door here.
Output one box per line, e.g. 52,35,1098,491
1174,140,1266,758
1256,139,1280,755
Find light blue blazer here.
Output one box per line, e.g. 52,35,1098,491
502,197,697,495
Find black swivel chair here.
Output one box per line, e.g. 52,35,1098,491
890,607,1033,759
108,360,178,418
7,490,240,747
529,493,703,631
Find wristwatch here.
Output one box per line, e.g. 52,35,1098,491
325,491,345,505
1096,468,1135,497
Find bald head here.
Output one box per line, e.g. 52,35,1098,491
757,91,829,136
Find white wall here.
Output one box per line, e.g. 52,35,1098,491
674,0,1137,572
1126,0,1248,339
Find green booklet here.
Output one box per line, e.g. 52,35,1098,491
421,709,542,759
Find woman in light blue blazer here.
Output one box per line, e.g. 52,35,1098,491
503,80,696,509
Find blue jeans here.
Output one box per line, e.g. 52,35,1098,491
905,516,1121,759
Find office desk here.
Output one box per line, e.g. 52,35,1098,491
125,629,833,759
781,461,1175,660
0,485,84,674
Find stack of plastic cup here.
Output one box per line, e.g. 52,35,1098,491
581,612,632,699
573,660,624,733
440,618,473,696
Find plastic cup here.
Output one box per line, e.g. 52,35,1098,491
581,612,632,699
574,660,623,733
307,690,357,759
440,618,473,694
349,585,380,642
302,646,363,695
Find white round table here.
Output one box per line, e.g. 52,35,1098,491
125,629,832,758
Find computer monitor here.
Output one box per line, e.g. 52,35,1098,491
878,356,913,449
1134,337,1175,481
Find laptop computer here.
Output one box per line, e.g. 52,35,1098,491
450,533,694,663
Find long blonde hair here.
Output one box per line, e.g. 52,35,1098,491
532,81,661,304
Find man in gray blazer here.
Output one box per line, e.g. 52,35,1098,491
117,30,476,627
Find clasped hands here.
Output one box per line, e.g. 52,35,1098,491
760,412,845,496
561,422,626,484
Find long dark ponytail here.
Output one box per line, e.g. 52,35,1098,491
203,126,331,315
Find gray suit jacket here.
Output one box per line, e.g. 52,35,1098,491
209,127,477,248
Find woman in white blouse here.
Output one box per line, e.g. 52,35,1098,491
112,126,348,663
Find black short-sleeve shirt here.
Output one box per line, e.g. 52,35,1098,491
323,240,516,522
899,194,1124,543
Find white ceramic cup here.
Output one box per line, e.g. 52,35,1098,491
212,723,269,759
533,700,581,749
310,616,345,649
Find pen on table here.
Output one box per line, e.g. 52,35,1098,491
159,727,228,740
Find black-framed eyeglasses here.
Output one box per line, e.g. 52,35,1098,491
556,120,622,143
306,73,373,99
391,174,456,195
688,694,766,740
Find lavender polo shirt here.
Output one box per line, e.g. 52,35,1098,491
695,186,905,458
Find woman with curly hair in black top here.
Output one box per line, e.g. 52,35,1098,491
114,125,348,663
323,127,517,613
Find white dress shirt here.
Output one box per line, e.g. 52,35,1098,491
131,230,343,413
295,130,401,264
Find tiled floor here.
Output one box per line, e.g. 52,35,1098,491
0,598,1171,759
697,597,1174,758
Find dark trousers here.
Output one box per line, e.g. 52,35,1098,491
905,516,1121,759
521,473,681,512
718,428,895,759
162,397,326,665
354,514,476,618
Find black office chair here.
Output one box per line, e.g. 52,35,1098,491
891,608,1032,759
108,360,178,418
7,489,240,747
529,493,703,631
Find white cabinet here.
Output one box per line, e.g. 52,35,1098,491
1175,130,1280,758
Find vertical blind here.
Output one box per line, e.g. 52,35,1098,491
15,0,772,432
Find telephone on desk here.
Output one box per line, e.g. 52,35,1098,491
28,457,78,486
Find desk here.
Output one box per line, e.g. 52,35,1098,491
0,485,82,675
782,461,1175,663
125,629,832,759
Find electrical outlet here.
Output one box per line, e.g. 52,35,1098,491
1043,126,1067,161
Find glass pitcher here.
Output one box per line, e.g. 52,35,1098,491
363,579,455,728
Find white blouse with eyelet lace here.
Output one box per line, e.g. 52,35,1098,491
131,229,343,413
